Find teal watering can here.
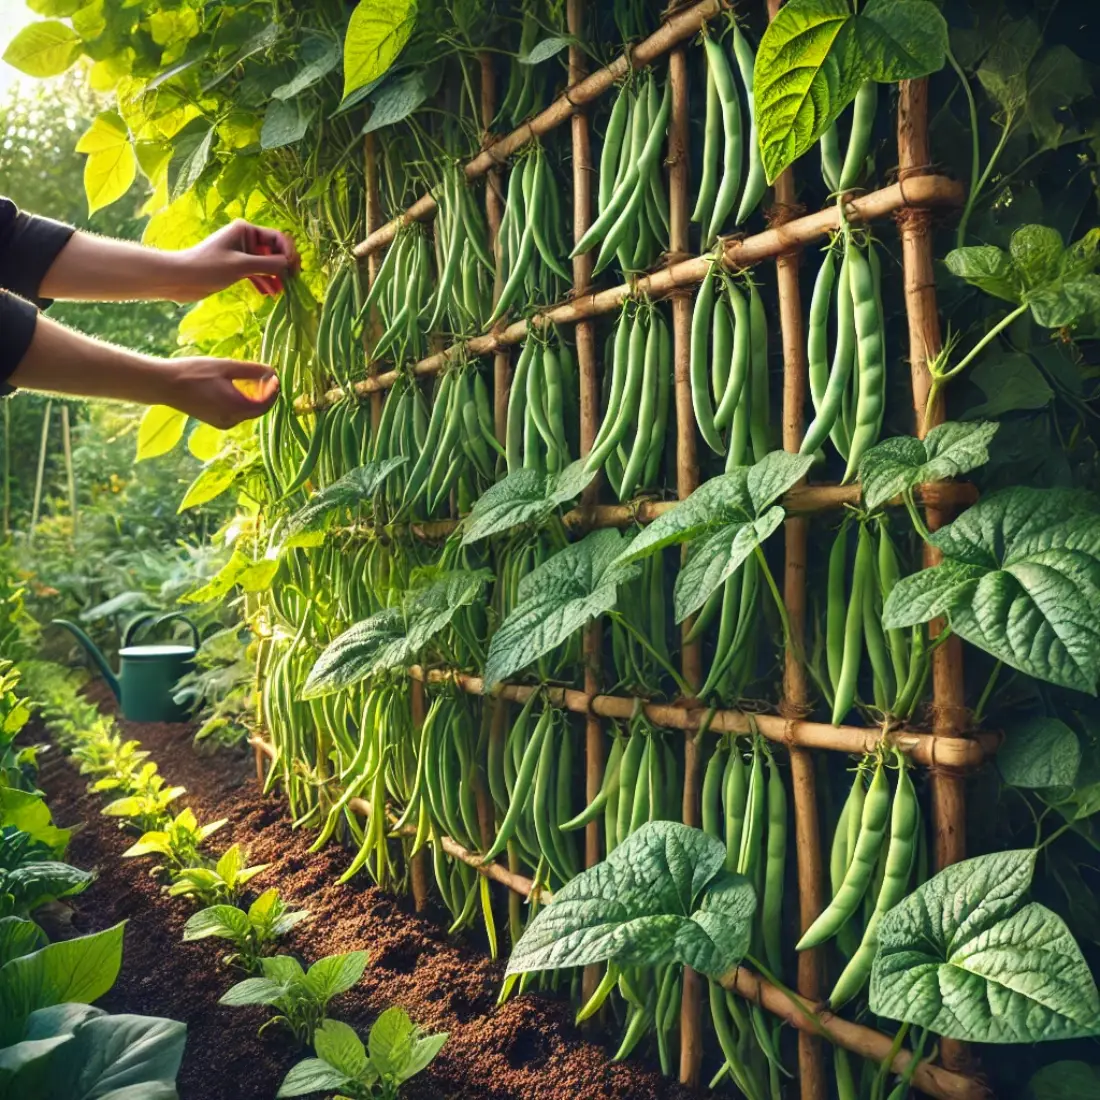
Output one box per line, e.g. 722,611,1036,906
51,612,200,723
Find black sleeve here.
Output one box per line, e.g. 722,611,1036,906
0,197,77,395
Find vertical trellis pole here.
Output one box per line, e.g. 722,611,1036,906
61,404,77,538
668,45,705,1090
897,76,971,1074
29,399,52,547
566,0,606,1006
1,399,10,538
765,4,827,1097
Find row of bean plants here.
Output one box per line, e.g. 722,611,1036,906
8,0,1100,1096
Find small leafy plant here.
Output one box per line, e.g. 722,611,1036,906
182,887,310,972
167,843,268,906
122,806,227,877
277,1011,447,1099
100,762,186,833
220,950,369,1044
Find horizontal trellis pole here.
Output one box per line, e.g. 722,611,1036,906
352,0,725,260
303,176,963,413
250,732,990,1100
407,667,997,769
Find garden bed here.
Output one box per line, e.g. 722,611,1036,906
35,684,698,1100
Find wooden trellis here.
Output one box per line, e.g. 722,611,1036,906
258,3,996,1098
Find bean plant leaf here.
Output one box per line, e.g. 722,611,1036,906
520,37,570,65
286,458,407,536
947,225,1100,329
1027,1061,1100,1100
75,111,137,216
3,862,93,914
368,1006,415,1079
870,849,1100,1042
2,20,82,78
304,571,489,696
0,918,47,968
0,923,126,1045
883,487,1100,693
218,976,284,1007
460,461,595,546
507,822,755,979
858,421,998,512
277,1059,351,1098
998,717,1081,790
178,458,237,513
135,406,187,462
363,70,429,133
304,950,368,1000
261,98,314,150
754,0,946,183
343,0,416,100
272,36,342,100
313,1019,367,1080
965,354,1054,419
182,905,252,943
484,529,640,688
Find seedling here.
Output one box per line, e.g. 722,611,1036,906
123,806,227,876
220,950,369,1044
100,762,186,832
182,887,309,972
276,1011,447,1099
167,843,268,906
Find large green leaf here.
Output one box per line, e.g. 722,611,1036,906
304,571,489,697
304,951,368,1000
272,36,342,100
507,822,755,980
2,20,82,78
483,529,640,688
754,0,946,183
362,70,429,133
0,924,126,1045
181,905,251,944
1027,1061,1100,1100
368,1007,415,1080
261,98,314,150
0,919,46,969
0,791,68,857
461,462,594,546
286,459,406,537
3,862,93,916
998,717,1081,789
312,1019,367,1080
276,1058,350,1099
343,0,416,100
6,1006,186,1100
858,421,998,512
870,850,1100,1042
883,488,1100,693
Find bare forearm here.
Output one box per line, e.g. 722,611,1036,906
39,232,193,303
10,313,181,404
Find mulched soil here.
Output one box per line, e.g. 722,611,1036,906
35,683,702,1100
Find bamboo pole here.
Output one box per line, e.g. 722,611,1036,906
249,737,987,1100
1,399,9,538
765,4,826,1091
60,404,77,538
29,399,52,547
566,0,606,1009
307,177,963,411
897,77,972,1076
666,45,704,1088
352,0,725,259
407,669,993,769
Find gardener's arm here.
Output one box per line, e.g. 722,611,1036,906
10,313,278,430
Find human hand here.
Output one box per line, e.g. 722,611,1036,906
177,220,301,300
165,357,280,429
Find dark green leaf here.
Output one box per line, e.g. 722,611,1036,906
363,70,428,133
853,0,947,82
870,850,1100,1042
858,421,998,512
272,36,342,100
1027,1061,1100,1100
507,822,755,979
964,354,1053,418
286,459,406,536
998,717,1080,789
944,245,1022,303
519,37,570,65
261,98,314,150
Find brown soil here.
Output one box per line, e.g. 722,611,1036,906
35,683,702,1100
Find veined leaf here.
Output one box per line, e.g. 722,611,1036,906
519,36,570,65
2,20,82,78
507,821,755,980
304,950,368,1000
999,717,1081,790
460,461,595,546
187,422,225,463
277,1058,351,1098
178,458,237,513
261,97,314,150
858,421,998,512
870,850,1100,1042
75,111,137,216
343,0,416,100
368,1007,414,1079
4,862,93,914
182,905,252,943
852,0,947,83
883,487,1100,693
136,406,187,462
314,1018,367,1080
484,529,640,688
272,36,342,100
286,459,406,536
363,70,428,133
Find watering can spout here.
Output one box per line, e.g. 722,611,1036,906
50,619,121,701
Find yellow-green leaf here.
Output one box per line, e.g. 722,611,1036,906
76,111,137,215
178,461,237,512
136,405,188,462
3,20,82,78
188,422,225,462
343,0,416,100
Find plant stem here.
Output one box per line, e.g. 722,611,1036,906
754,546,798,666
956,108,1017,251
947,47,980,250
971,660,1002,725
902,490,933,545
1039,820,1073,850
609,612,691,697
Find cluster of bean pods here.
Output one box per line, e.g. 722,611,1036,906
505,329,579,475
363,224,432,364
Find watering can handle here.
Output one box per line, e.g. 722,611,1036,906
126,611,201,651
122,612,158,648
